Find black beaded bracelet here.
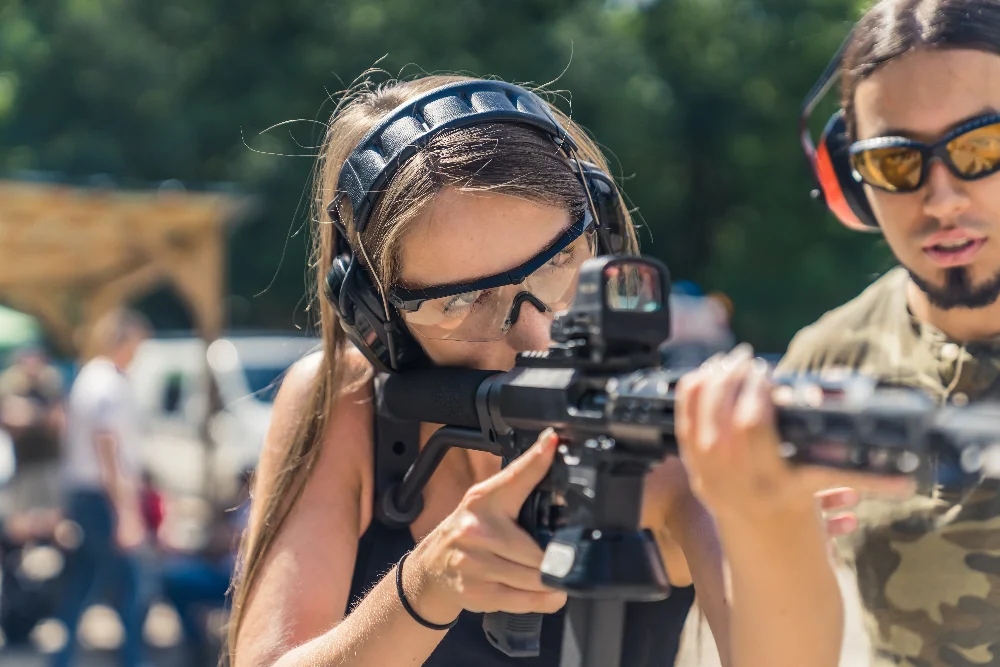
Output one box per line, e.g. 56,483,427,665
396,551,459,631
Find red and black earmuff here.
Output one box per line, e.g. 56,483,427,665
801,31,880,232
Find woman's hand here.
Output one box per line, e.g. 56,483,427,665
403,429,568,625
674,344,915,532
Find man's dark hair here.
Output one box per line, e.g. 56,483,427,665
842,0,1000,138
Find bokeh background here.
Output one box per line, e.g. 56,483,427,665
0,0,897,349
0,0,888,665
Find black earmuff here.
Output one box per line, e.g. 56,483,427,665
324,251,430,373
324,80,631,373
571,159,629,255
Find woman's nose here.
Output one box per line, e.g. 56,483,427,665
506,298,553,352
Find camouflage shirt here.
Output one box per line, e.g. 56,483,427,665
776,266,1000,667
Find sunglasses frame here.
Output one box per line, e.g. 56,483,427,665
849,112,1000,193
388,208,596,313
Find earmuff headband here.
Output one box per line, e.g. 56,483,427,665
328,80,578,238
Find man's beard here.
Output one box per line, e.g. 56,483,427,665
905,265,1000,310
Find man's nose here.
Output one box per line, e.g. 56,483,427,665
922,159,972,223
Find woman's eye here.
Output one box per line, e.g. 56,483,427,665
546,246,577,269
442,290,483,314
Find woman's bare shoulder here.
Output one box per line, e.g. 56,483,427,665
259,346,376,499
269,345,374,432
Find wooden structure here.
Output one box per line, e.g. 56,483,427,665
0,179,250,501
0,179,250,354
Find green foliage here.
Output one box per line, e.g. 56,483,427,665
0,0,895,351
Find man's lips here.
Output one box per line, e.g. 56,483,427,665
922,229,987,268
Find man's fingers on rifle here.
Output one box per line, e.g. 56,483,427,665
816,487,860,512
695,350,743,452
824,512,859,537
798,467,917,499
702,352,727,368
732,357,778,448
703,349,755,458
475,428,559,517
674,368,706,450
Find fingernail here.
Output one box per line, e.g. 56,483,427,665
539,428,558,449
701,354,724,371
721,344,752,370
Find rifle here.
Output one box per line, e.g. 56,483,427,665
378,255,1000,667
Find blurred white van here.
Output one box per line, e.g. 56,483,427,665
128,333,319,497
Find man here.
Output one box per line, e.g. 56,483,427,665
676,0,1000,665
739,1,999,665
53,309,151,667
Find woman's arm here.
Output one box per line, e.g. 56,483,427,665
238,352,469,667
235,354,566,667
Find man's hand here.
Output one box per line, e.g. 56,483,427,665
115,504,146,552
817,487,860,537
674,344,915,531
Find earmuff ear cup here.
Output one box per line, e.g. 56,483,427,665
324,255,353,322
571,160,629,255
816,111,879,231
323,255,428,374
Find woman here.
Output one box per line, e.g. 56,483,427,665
227,75,906,667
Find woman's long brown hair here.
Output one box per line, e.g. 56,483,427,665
226,74,639,664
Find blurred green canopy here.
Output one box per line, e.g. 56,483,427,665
0,303,40,352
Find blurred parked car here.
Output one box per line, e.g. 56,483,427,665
128,332,318,499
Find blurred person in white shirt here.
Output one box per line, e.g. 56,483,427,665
52,309,151,667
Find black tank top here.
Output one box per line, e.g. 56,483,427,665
346,468,696,666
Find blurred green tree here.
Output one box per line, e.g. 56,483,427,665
0,0,895,351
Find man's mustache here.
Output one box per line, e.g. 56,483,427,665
910,216,990,241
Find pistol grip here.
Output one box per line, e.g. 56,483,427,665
482,611,544,657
